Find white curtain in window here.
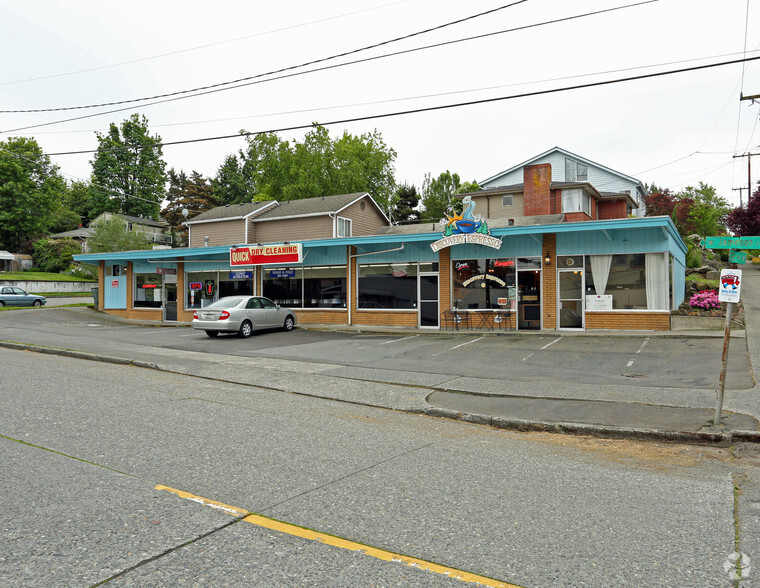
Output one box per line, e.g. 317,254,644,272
589,255,612,295
645,253,668,310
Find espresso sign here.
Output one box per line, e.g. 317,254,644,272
230,243,302,266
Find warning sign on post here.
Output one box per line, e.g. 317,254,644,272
718,269,742,303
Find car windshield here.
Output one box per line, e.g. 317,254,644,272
205,298,245,309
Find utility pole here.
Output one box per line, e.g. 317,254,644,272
733,187,747,207
733,152,758,205
737,92,760,204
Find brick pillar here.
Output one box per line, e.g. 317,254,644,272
542,233,556,330
439,248,451,313
523,163,552,216
349,245,357,325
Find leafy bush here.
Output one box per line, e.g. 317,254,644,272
685,244,703,268
689,290,721,310
31,238,82,273
65,263,97,280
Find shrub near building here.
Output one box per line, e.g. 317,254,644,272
31,238,81,273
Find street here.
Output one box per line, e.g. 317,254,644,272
2,345,760,586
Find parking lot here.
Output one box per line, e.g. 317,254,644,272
0,307,752,391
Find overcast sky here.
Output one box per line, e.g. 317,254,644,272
1,0,759,207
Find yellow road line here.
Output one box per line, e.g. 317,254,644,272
154,484,522,588
155,485,249,517
243,513,522,588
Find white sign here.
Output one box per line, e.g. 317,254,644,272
585,295,613,310
430,233,502,252
718,269,742,303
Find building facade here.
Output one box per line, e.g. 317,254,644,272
75,153,686,331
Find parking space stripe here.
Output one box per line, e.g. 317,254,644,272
156,484,521,587
432,337,485,356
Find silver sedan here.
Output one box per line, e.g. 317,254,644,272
192,295,296,338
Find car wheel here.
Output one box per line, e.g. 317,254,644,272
0,301,4,307
283,316,295,331
33,300,42,307
238,320,253,338
205,330,219,338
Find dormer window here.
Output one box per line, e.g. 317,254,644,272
565,158,588,182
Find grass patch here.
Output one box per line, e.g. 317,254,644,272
0,271,95,282
685,274,718,288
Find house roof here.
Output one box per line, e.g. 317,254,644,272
187,200,277,224
48,228,95,239
91,212,167,228
253,192,382,222
376,214,567,236
480,146,646,193
458,181,638,208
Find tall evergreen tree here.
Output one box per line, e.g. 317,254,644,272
161,169,218,246
392,183,420,224
90,114,167,219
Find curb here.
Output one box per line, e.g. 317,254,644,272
3,339,757,447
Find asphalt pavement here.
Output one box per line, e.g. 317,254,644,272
3,268,760,445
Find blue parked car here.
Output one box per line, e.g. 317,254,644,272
0,286,47,307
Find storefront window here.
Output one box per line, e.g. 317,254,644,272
304,266,346,308
186,271,219,309
134,274,162,308
263,268,303,307
452,258,516,310
219,270,253,298
585,254,648,309
262,266,347,308
358,263,417,309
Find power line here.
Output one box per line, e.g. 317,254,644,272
0,0,666,135
0,1,410,87
8,54,758,160
1,0,532,114
20,49,753,138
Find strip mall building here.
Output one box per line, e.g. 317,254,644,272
75,148,687,331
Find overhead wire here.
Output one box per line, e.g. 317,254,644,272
0,0,410,87
1,0,533,114
6,54,758,160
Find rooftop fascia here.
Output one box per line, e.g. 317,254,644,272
74,216,684,263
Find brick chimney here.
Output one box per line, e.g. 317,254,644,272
523,163,552,216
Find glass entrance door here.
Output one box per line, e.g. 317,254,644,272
163,283,177,322
419,273,439,328
558,269,584,329
517,269,541,330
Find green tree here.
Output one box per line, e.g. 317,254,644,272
420,171,479,221
0,136,67,251
643,182,728,238
63,180,96,225
31,238,81,273
220,125,398,210
90,114,167,219
88,216,152,253
213,154,251,205
161,169,218,246
683,182,730,237
391,183,420,224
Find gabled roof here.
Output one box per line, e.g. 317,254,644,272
48,227,94,239
254,192,385,222
186,200,277,224
90,212,167,228
480,146,645,190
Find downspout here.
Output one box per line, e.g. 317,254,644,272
348,243,405,325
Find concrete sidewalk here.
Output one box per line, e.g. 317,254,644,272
4,266,760,445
